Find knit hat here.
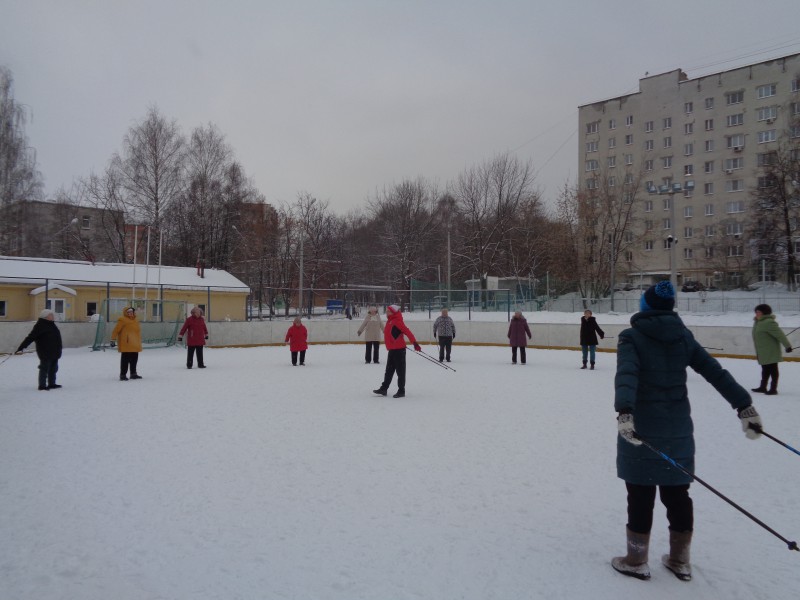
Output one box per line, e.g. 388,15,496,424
39,309,54,319
641,281,675,311
754,304,772,315
387,304,401,315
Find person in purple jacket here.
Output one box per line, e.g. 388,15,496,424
507,310,532,364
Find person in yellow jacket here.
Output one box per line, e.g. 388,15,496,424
110,306,143,381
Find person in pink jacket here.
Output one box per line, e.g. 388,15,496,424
178,306,209,369
285,317,309,366
507,310,532,365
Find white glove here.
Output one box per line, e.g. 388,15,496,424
617,413,642,446
738,405,762,440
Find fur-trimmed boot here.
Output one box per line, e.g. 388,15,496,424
661,529,692,581
612,528,651,580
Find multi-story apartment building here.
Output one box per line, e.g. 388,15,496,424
578,53,800,290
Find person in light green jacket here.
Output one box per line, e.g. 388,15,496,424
751,304,793,395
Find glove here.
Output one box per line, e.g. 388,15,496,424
600,334,604,339
413,343,422,352
109,341,116,347
787,347,793,353
178,337,182,342
738,405,762,440
617,413,642,446
357,331,362,336
204,336,208,340
15,350,23,355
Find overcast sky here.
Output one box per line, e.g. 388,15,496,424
2,1,800,215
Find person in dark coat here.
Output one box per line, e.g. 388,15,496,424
612,281,762,582
507,310,531,364
373,304,421,398
579,309,605,369
178,306,209,369
750,304,792,395
16,309,63,390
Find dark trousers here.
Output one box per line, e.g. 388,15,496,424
381,348,407,392
121,352,139,377
38,359,58,388
364,342,380,363
291,350,306,365
187,346,205,368
511,346,526,364
625,482,693,534
438,336,453,361
760,363,779,391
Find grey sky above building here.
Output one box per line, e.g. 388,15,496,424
2,0,799,214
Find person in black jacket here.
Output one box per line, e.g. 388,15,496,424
579,309,605,369
16,309,64,390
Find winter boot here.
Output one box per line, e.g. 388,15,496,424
661,529,692,581
392,390,405,398
130,374,143,380
765,374,779,395
751,376,768,393
373,388,387,396
612,528,651,580
581,361,587,369
590,362,595,370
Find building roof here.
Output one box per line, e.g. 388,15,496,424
0,256,250,293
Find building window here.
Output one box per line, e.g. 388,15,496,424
793,79,800,93
645,220,654,231
684,226,693,238
625,154,634,165
793,102,800,116
684,123,694,135
757,106,778,121
663,197,671,211
727,134,745,149
585,159,599,171
608,176,616,187
726,113,744,127
586,122,599,134
726,200,745,213
757,152,777,167
644,240,654,251
757,83,777,99
704,118,714,131
705,225,715,236
586,178,597,190
662,156,672,168
645,139,654,151
726,222,744,236
685,101,694,114
684,247,694,259
704,182,715,195
645,200,653,212
625,134,634,145
607,155,616,168
757,129,777,143
645,159,654,171
0,300,6,318
704,161,714,174
663,117,672,129
684,164,694,176
608,137,616,149
625,251,633,262
758,175,777,189
624,173,634,185
684,206,693,218
684,143,693,156
791,125,800,139
724,157,744,171
86,301,97,318
586,141,598,152
663,218,671,230
705,247,714,258
726,90,744,105
705,203,714,216
625,115,634,126
725,179,745,192
609,118,617,129
728,245,744,257
645,120,654,133
705,97,714,109
152,303,161,318
704,140,715,152
81,216,91,229
663,136,672,148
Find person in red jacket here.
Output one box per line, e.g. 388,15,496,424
178,306,209,369
285,316,309,366
373,304,421,398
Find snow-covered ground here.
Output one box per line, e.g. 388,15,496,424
1,339,798,599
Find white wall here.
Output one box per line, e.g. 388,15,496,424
0,319,764,359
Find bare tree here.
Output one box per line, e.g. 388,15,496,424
82,165,130,262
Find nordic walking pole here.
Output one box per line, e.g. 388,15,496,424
785,326,800,337
749,424,800,458
634,434,799,552
413,348,456,372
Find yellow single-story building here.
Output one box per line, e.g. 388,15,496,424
0,256,250,322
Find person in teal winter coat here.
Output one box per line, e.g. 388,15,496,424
751,304,792,395
612,281,762,582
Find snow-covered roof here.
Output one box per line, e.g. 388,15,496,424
0,256,250,293
30,283,77,296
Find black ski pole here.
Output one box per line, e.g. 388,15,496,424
749,424,800,458
634,433,799,553
785,326,800,337
0,353,15,367
413,348,456,372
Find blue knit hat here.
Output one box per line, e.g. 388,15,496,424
641,281,675,311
